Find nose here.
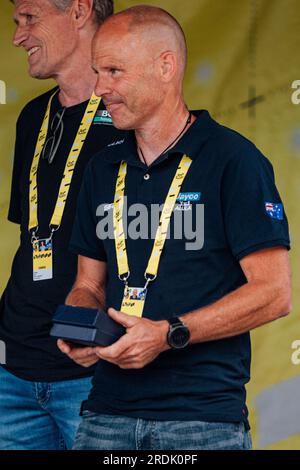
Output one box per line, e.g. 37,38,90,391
94,73,112,98
13,24,29,47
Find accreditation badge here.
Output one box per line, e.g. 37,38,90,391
32,238,53,281
121,286,147,318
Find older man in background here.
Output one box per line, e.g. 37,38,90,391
0,0,125,450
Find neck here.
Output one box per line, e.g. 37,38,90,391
57,71,96,107
136,100,196,166
54,37,97,107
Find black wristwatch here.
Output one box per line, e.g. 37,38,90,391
167,317,190,350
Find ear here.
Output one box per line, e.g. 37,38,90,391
72,0,94,29
158,51,177,83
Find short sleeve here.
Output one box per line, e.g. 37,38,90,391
69,162,107,262
7,117,23,224
221,145,290,261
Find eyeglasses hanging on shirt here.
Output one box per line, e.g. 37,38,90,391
29,91,101,282
41,107,66,164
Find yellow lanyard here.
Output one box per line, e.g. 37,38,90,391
28,91,101,238
113,154,192,287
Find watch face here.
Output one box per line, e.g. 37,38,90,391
169,326,190,349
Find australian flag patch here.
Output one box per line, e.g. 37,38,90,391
265,202,284,220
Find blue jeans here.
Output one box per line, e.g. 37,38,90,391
0,366,92,450
74,411,252,450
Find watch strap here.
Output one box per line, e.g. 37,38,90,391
167,317,184,328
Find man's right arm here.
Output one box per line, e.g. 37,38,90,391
66,255,107,309
57,255,107,368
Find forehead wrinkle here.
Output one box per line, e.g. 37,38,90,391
94,30,153,65
15,0,41,10
15,1,42,16
93,53,126,69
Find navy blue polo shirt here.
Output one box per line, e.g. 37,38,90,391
70,110,290,423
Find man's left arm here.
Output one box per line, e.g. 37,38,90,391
178,246,291,344
95,246,291,369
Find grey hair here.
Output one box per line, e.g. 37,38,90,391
10,0,114,25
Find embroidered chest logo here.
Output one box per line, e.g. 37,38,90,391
175,192,202,211
93,110,113,125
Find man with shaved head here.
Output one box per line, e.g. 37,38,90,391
61,5,291,450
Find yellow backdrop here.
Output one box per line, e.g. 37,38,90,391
0,0,299,450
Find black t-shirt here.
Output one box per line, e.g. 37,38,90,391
0,87,125,381
70,110,290,423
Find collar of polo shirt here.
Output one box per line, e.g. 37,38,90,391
104,110,217,167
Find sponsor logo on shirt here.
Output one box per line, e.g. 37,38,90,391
107,139,125,147
265,202,284,220
93,110,113,125
175,192,202,211
177,192,202,202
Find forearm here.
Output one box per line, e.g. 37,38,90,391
65,282,106,310
180,280,290,344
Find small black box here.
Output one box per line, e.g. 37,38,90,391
50,305,125,347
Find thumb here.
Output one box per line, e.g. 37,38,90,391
107,307,139,328
57,339,71,354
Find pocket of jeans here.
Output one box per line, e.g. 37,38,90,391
162,420,247,450
82,410,99,419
